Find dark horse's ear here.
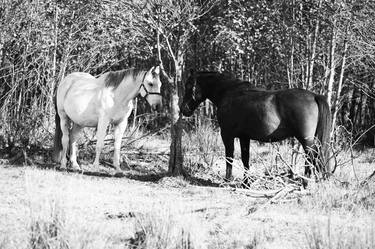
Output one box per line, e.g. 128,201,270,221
189,68,195,77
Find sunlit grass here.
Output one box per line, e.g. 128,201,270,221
1,120,375,249
305,217,375,249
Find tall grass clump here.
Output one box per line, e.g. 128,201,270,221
305,218,375,249
127,207,204,249
28,201,69,249
297,179,375,215
0,237,11,249
182,118,223,174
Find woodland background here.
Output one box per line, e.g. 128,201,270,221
1,0,375,153
2,2,375,248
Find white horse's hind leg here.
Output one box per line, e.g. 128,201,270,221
69,123,82,170
92,116,110,169
113,119,128,171
59,112,70,169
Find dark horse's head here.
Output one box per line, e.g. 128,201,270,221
180,71,207,116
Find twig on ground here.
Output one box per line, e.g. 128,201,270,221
275,150,314,184
360,170,375,187
230,187,286,198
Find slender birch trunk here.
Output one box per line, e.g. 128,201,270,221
306,0,322,90
331,33,348,136
50,4,58,117
287,0,296,88
326,20,337,111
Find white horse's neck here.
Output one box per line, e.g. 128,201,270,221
113,71,146,104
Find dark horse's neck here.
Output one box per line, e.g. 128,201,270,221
198,72,250,106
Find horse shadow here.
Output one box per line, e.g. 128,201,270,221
0,145,221,188
25,157,220,188
50,165,220,187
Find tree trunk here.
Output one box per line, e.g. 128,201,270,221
168,59,184,176
306,0,322,90
331,33,348,136
155,23,185,176
287,0,296,89
360,90,368,128
349,87,359,127
50,4,59,117
326,21,337,111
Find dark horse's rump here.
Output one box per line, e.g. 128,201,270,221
180,71,332,185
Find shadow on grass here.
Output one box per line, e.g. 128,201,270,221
184,174,221,187
0,146,221,188
13,160,221,188
61,167,220,187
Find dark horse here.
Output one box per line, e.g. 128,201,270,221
180,71,332,184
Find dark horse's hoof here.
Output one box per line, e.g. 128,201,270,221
114,171,125,177
224,176,233,182
302,179,308,189
241,177,253,189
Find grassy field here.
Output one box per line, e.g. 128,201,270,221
1,123,375,249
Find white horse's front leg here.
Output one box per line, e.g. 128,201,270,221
93,116,110,169
113,119,128,171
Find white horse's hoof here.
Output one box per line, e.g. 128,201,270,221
114,170,124,177
91,163,100,171
59,165,67,171
71,163,81,171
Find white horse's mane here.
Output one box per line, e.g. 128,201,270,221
104,68,145,89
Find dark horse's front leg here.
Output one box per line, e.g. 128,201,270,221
221,133,234,181
240,137,250,187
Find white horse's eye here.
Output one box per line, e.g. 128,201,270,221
148,83,154,87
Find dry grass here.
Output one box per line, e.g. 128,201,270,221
304,217,375,249
182,120,222,178
1,120,375,249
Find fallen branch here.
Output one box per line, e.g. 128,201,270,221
189,182,303,201
360,170,375,187
275,150,314,184
230,187,286,198
231,184,302,201
268,184,300,203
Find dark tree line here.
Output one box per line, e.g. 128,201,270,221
1,0,374,154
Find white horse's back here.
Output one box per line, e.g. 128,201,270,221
57,72,102,127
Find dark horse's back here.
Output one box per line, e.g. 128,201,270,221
218,88,331,164
219,88,318,140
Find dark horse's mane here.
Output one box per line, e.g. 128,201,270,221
197,71,264,92
104,68,145,89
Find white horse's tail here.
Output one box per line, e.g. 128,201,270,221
52,94,62,163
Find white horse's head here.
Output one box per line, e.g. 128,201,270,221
139,65,162,111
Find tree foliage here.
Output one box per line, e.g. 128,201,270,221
0,0,374,150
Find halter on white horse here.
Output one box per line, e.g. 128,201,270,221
53,66,162,172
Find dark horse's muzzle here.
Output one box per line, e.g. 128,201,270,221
180,102,194,116
151,102,162,112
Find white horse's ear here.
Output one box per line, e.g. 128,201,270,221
153,65,160,75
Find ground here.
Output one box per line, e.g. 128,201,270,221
1,129,375,249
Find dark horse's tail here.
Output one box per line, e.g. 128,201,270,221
52,95,62,163
314,95,332,177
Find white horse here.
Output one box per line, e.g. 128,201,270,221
52,66,162,171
